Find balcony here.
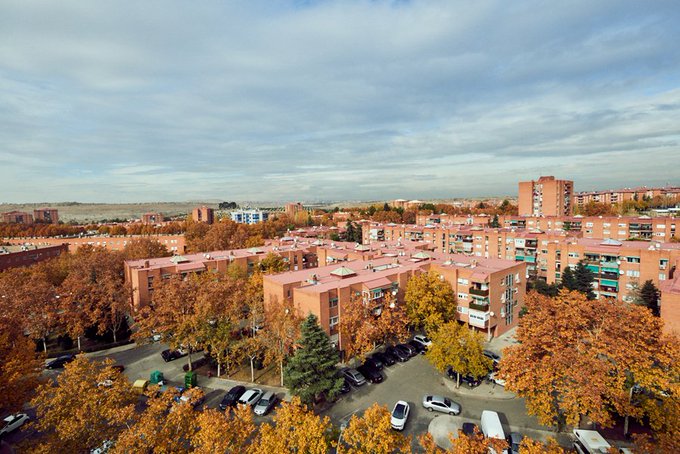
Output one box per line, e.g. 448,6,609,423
469,287,489,297
469,301,490,312
600,272,619,280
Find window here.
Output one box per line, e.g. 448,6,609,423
626,270,640,277
457,293,468,300
659,273,667,281
330,316,339,327
457,278,469,285
329,297,338,308
626,256,640,263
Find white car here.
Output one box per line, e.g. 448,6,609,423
390,401,410,430
237,388,263,408
489,372,506,387
1,413,29,436
413,335,432,347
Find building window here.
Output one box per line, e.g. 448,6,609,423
659,273,667,281
457,293,468,300
626,270,640,277
330,316,339,327
329,297,338,308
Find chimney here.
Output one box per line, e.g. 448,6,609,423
144,260,150,268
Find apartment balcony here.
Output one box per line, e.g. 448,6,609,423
469,287,489,297
600,271,619,280
469,301,490,312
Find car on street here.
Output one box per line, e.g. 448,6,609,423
397,343,418,357
1,413,29,437
422,395,461,415
160,349,184,362
462,422,479,436
365,357,383,371
45,354,76,369
488,372,506,386
390,401,410,431
219,385,246,410
254,391,279,416
407,339,427,354
357,363,384,384
413,334,432,347
507,432,524,454
385,345,409,362
484,350,501,368
238,388,264,408
341,368,367,386
372,351,396,366
339,377,351,394
446,368,483,387
179,389,205,408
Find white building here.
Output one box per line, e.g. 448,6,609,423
230,209,270,224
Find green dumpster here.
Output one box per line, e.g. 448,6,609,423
185,371,197,388
150,370,164,385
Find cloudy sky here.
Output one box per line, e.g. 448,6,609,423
1,0,679,203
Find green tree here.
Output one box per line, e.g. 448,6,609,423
404,271,457,332
573,261,596,300
283,314,344,404
345,222,356,243
637,280,660,317
529,279,559,297
489,214,500,228
560,266,577,292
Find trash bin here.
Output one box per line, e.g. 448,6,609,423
185,371,197,388
150,370,164,385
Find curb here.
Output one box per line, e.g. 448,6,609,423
442,378,517,401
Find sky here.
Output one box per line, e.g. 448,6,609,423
1,0,679,203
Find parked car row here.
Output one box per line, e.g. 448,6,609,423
219,385,279,416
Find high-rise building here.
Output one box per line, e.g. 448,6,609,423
33,208,59,224
230,209,269,224
518,176,573,217
192,206,214,224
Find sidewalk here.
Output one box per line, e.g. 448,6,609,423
485,327,519,356
443,379,517,400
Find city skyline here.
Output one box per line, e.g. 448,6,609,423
2,0,680,203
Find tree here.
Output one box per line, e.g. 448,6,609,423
489,214,500,228
518,437,566,454
251,396,334,453
258,252,289,274
191,406,255,453
260,297,302,386
0,329,43,415
498,290,678,433
528,279,559,297
121,238,172,260
29,356,136,453
283,314,344,404
637,280,660,316
426,322,491,388
559,266,576,292
339,403,412,454
573,260,596,299
404,271,457,332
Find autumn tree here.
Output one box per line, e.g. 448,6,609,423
499,290,678,434
418,429,510,454
404,271,456,332
283,314,344,404
0,329,43,415
259,296,302,386
426,321,491,387
258,252,289,273
29,356,136,453
339,403,412,454
191,406,255,453
373,293,410,347
338,294,380,360
121,238,172,260
519,437,566,454
250,396,334,453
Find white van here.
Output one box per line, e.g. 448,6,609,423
480,410,508,453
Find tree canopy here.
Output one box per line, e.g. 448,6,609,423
404,271,457,332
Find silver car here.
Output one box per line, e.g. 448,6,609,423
422,395,461,415
253,391,279,416
237,388,263,408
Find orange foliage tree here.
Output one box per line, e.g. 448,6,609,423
191,406,255,453
339,403,412,453
418,429,508,454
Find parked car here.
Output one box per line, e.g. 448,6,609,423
179,389,205,408
339,377,351,394
45,354,76,369
483,350,501,368
160,349,183,362
385,345,409,362
422,395,461,415
390,401,410,431
365,357,383,371
372,351,396,366
237,388,264,408
413,334,432,347
396,343,417,357
341,368,367,387
446,368,483,388
507,432,524,454
254,391,279,416
0,413,29,437
357,363,384,384
488,372,506,387
219,385,246,410
462,422,479,436
407,339,427,354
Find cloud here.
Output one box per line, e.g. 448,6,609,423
0,0,679,202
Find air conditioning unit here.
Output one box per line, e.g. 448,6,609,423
500,309,506,318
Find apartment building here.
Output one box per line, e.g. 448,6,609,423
315,239,431,266
141,212,163,224
285,202,304,218
192,206,215,224
5,234,186,254
416,213,493,226
125,243,315,309
660,274,680,335
1,211,33,224
518,176,574,216
0,244,68,272
574,185,680,208
33,208,59,224
230,209,270,224
263,253,526,352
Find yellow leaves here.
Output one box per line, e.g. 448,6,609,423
418,427,507,454
518,437,566,454
425,322,492,383
404,271,456,332
192,406,255,453
0,329,43,414
339,403,412,454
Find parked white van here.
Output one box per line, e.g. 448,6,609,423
480,410,508,454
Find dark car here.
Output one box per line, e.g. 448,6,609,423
507,432,524,454
219,385,246,410
45,354,76,369
397,343,417,357
357,363,384,384
483,350,501,369
446,368,483,388
462,422,479,436
161,349,183,362
385,345,409,362
365,357,383,371
372,352,396,367
339,377,351,394
407,339,427,354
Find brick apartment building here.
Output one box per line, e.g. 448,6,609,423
125,243,317,309
33,208,59,224
5,234,186,254
574,185,680,208
518,176,574,216
141,212,163,224
285,202,304,218
263,253,525,352
1,211,34,224
0,243,68,272
192,206,215,224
